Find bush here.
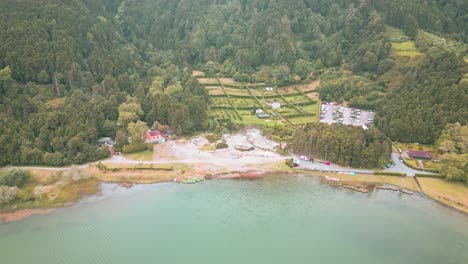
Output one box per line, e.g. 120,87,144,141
414,173,445,178
123,143,147,153
373,171,406,176
285,158,294,168
216,142,229,149
0,168,31,188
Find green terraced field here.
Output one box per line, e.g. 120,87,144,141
200,77,320,127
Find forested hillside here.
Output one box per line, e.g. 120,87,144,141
0,0,466,166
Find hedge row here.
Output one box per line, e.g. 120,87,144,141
414,173,445,178
373,171,406,176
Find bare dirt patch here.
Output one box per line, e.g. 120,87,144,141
305,92,319,100
301,79,320,92
104,128,288,174
197,78,218,84
192,70,205,77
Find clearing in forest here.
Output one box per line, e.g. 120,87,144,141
386,26,422,57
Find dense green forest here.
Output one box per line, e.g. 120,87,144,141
0,0,466,168
290,123,392,168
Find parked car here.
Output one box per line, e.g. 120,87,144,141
399,157,403,163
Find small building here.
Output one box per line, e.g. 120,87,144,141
145,129,166,144
268,101,281,109
408,150,432,160
97,137,115,145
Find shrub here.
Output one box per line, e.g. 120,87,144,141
0,168,31,188
123,143,147,153
285,158,294,168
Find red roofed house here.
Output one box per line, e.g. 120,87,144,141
408,150,432,160
145,129,166,144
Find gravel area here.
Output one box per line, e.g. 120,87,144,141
319,103,375,127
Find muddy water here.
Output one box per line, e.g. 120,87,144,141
0,175,467,264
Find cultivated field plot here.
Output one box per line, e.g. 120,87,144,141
230,97,257,107
211,97,231,107
197,78,219,85
223,87,251,96
305,92,319,100
195,71,321,127
277,86,299,94
211,109,240,120
283,94,311,104
206,86,225,95
250,88,278,97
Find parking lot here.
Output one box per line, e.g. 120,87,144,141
319,103,375,127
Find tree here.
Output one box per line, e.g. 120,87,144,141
403,15,419,39
0,66,12,81
123,121,148,153
0,168,31,188
293,59,314,80
118,99,144,128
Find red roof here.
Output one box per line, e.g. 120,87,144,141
149,129,161,137
408,150,432,159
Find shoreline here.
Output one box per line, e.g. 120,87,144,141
0,209,55,223
1,128,466,222
2,168,467,223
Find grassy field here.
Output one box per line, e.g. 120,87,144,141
386,26,422,57
305,171,421,192
124,150,154,161
418,178,468,213
392,42,423,57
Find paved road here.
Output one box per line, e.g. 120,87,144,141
297,160,374,174
384,153,432,176
296,153,431,176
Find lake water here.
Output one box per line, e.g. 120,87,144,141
1,175,468,264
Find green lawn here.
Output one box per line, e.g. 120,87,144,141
418,178,468,213
235,110,281,126
288,115,314,125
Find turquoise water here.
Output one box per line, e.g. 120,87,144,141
1,175,467,264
